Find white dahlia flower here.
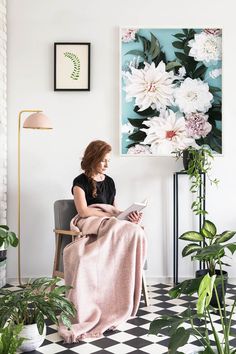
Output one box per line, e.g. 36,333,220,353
141,109,195,155
124,61,175,112
174,77,213,114
188,31,222,63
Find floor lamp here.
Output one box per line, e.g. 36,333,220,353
18,110,53,286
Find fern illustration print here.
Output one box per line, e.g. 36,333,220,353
64,52,81,80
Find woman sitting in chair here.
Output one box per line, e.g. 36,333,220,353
72,140,142,223
59,140,147,343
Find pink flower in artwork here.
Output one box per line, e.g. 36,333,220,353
121,28,138,42
204,28,222,36
185,112,212,139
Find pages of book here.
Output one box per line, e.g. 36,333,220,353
117,199,147,220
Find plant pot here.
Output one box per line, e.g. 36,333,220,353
196,269,228,308
182,149,191,170
0,249,7,262
19,323,46,352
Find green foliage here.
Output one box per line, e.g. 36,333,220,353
0,225,18,248
173,145,219,215
180,219,236,276
0,323,25,354
149,220,236,353
0,277,76,335
64,52,80,80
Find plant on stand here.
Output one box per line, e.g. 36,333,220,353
149,220,236,353
173,145,219,215
0,277,76,352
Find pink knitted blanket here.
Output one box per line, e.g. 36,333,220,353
58,203,147,342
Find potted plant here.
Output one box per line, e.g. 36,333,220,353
0,323,25,354
180,219,236,306
173,145,219,215
0,277,76,352
149,220,236,353
0,225,18,288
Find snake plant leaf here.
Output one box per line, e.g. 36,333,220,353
216,231,236,243
202,220,217,237
182,243,202,257
179,231,203,242
168,327,190,353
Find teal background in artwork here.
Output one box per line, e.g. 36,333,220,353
121,28,222,154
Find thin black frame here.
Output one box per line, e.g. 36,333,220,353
54,42,91,91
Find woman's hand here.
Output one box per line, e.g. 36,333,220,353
128,211,143,224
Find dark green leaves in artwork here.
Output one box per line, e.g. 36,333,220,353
172,41,184,49
166,61,182,71
192,65,207,79
150,32,160,59
128,118,148,128
125,50,146,60
128,130,146,142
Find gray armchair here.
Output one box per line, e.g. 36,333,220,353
53,199,149,306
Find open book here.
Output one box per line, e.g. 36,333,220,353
117,199,148,221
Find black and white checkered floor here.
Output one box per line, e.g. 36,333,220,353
5,281,236,353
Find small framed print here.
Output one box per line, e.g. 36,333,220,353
54,42,90,91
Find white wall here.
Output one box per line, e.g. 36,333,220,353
7,0,236,281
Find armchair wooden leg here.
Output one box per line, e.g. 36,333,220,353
142,274,149,307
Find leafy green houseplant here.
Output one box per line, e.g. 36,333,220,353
0,323,25,354
149,220,236,353
0,277,76,351
0,225,18,249
180,219,236,276
173,145,219,215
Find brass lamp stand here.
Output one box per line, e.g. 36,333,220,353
17,110,53,285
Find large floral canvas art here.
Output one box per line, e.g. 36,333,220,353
120,28,222,155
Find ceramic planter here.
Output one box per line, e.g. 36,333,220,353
19,323,46,352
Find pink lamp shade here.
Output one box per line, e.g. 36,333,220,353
23,112,53,129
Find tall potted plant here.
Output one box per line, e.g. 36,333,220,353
0,277,76,352
179,219,235,306
149,220,236,353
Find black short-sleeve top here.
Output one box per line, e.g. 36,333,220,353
72,173,116,206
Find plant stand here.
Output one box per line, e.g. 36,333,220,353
173,171,206,285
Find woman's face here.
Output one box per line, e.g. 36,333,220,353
96,152,111,174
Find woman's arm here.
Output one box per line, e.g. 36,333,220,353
73,186,112,218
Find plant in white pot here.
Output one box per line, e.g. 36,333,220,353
149,220,236,354
0,277,76,352
0,225,18,288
